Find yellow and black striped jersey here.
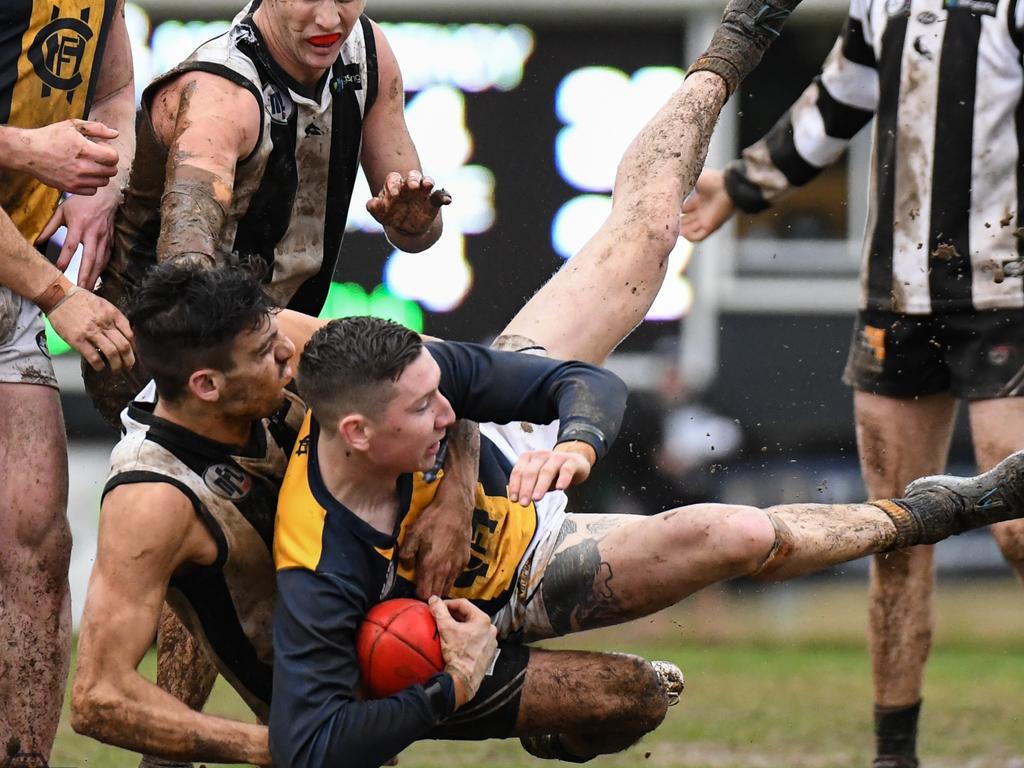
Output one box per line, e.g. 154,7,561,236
0,0,115,242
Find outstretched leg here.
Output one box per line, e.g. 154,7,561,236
524,449,1024,638
499,0,803,364
137,606,219,768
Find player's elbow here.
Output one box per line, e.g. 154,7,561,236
70,672,123,740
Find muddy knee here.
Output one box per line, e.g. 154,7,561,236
492,334,545,354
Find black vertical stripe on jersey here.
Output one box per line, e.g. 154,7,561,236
171,568,273,706
0,0,32,123
286,63,366,314
1010,0,1024,53
361,14,379,112
843,17,878,68
232,34,299,281
927,10,981,309
81,0,116,117
865,14,909,311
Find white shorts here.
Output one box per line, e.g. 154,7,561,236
0,286,57,388
485,417,569,641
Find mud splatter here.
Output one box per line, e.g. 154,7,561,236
1001,209,1015,228
931,243,959,261
17,366,52,386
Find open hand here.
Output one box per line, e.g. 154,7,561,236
366,170,450,239
508,442,594,506
680,169,736,242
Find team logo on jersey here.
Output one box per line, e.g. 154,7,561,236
204,463,252,501
917,10,938,23
263,82,294,125
28,5,94,102
885,0,911,16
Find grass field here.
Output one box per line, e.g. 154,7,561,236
52,578,1024,768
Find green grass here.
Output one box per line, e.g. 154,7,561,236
54,579,1024,768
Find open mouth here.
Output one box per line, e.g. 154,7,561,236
308,33,342,48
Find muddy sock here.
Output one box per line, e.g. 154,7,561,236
873,701,921,768
686,0,803,96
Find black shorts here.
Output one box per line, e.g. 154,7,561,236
427,642,531,740
842,308,1024,400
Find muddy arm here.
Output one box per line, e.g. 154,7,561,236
72,483,270,764
152,72,261,266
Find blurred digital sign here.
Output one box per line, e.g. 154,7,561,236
49,6,692,352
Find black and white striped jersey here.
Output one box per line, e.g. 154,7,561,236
104,383,307,720
724,0,1024,314
109,8,378,315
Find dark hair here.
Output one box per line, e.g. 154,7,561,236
127,263,275,401
298,316,422,424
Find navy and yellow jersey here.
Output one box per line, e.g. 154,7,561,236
0,0,116,242
269,340,626,768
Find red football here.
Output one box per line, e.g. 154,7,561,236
357,598,444,698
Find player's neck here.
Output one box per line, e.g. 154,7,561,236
154,399,254,450
316,433,400,534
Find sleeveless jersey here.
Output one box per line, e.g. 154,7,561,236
0,0,116,242
108,9,378,315
103,383,306,718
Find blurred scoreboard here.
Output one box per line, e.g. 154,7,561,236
119,5,694,348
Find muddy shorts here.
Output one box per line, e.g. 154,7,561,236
0,286,57,388
843,308,1024,400
428,642,531,740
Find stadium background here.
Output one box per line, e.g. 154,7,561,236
53,1,1024,765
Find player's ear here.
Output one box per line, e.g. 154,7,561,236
339,413,371,451
188,369,224,403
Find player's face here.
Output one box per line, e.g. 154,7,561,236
220,314,296,418
260,0,366,84
369,349,455,472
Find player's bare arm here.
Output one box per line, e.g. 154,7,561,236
0,208,133,371
400,418,481,598
71,482,271,764
37,0,136,290
150,71,261,266
361,21,448,253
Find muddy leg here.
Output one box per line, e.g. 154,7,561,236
0,384,71,759
516,649,668,760
137,606,219,768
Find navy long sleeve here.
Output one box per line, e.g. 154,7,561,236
269,570,456,768
427,341,627,460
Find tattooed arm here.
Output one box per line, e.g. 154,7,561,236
361,21,446,253
149,72,261,265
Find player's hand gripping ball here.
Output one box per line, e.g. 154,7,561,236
357,598,444,698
